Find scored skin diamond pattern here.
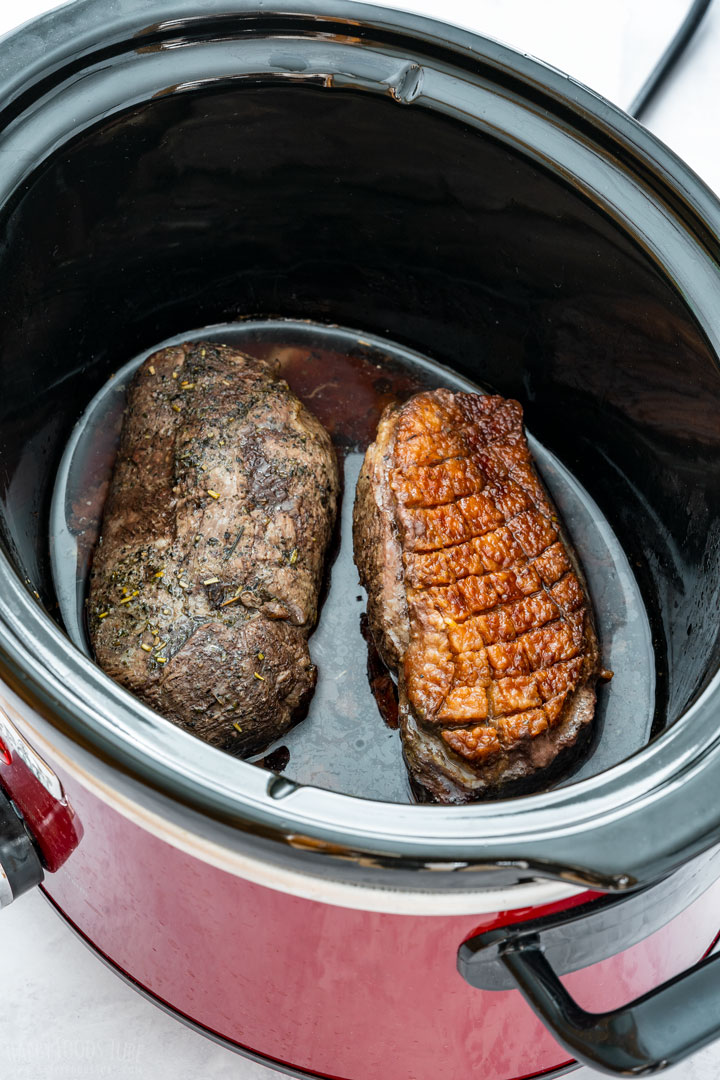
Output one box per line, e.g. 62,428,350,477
390,390,588,764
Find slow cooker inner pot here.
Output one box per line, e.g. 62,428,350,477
50,319,654,800
1,79,719,790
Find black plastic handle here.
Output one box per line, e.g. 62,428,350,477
0,787,44,909
458,858,720,1076
499,937,720,1076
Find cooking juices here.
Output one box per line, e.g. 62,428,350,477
51,320,654,802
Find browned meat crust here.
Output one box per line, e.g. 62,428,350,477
353,388,601,803
88,342,339,756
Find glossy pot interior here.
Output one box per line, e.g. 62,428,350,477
0,1,719,889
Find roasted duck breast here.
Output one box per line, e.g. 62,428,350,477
353,388,602,802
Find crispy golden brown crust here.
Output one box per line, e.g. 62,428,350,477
354,388,600,802
89,342,339,756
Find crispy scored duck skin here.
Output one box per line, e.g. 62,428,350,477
353,388,601,802
89,342,339,756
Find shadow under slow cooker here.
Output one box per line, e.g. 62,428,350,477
0,79,719,794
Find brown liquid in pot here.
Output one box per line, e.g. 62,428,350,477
51,319,654,803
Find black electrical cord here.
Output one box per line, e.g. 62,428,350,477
629,0,714,119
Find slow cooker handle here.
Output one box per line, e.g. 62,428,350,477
496,937,720,1076
0,708,81,905
460,921,720,1077
0,786,44,909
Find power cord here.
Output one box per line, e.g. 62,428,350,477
629,0,713,119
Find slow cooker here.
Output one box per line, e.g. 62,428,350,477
1,2,720,1077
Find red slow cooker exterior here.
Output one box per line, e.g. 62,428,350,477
3,685,720,1080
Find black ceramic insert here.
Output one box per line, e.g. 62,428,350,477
1,58,718,734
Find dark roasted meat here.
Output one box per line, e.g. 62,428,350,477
89,342,340,756
353,388,601,802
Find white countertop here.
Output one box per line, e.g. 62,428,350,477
2,1,720,1077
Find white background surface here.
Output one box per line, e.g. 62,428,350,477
2,0,720,1077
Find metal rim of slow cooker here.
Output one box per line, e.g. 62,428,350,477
1,0,719,894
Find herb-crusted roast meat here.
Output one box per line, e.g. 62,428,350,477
89,341,340,756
